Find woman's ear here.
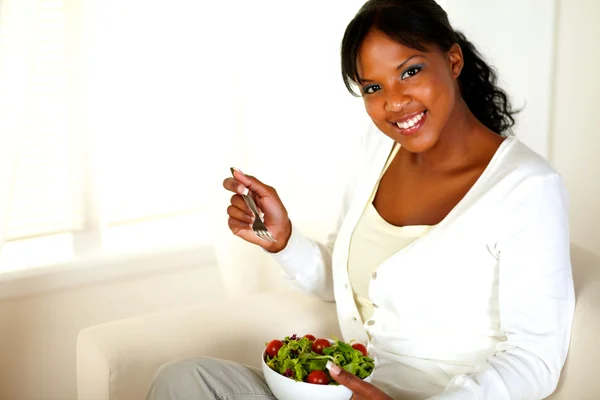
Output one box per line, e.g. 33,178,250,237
448,43,464,79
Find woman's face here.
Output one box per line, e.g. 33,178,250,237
356,29,463,153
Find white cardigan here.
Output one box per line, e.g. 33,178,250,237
271,126,575,399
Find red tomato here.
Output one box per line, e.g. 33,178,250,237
351,343,368,357
307,370,329,385
311,338,331,355
303,334,316,341
265,339,284,358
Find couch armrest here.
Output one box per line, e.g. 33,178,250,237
76,289,340,400
548,245,600,399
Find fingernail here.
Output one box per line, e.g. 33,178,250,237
231,167,245,175
242,187,249,196
326,361,341,376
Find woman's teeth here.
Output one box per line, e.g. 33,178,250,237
396,111,425,129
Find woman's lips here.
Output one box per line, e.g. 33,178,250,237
390,110,427,136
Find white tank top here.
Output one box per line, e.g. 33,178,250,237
348,143,433,322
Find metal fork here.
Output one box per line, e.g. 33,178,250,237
231,169,277,243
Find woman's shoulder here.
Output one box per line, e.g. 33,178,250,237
491,135,561,182
479,136,568,212
458,135,567,213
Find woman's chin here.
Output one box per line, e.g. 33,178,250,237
394,133,439,154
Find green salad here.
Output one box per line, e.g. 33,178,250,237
264,334,375,385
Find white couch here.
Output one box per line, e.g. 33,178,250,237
77,244,600,400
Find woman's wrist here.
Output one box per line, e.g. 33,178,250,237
265,219,293,253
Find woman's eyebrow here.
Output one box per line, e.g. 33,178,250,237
358,54,422,83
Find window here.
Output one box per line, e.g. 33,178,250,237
0,0,234,271
0,0,82,270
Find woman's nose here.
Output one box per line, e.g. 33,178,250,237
385,90,410,113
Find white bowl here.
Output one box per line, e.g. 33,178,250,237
261,346,373,400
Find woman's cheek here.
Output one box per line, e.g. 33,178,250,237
422,76,452,112
409,80,435,109
363,97,384,122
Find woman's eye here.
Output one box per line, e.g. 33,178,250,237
362,84,381,94
401,65,423,80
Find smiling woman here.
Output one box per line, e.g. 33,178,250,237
147,1,574,400
340,2,511,228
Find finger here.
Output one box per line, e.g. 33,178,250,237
230,194,252,215
227,218,267,248
231,168,276,198
223,177,249,196
249,193,265,220
327,362,375,397
228,217,252,231
227,205,254,223
252,194,266,215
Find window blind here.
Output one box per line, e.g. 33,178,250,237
3,0,84,241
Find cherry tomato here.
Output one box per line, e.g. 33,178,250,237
311,338,331,355
265,339,284,358
351,343,368,357
307,370,329,385
303,334,316,341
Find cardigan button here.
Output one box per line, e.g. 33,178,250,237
367,320,375,326
372,272,377,279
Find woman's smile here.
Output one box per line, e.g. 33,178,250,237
389,109,427,136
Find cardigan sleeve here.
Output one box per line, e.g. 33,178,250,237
429,173,575,400
266,217,339,301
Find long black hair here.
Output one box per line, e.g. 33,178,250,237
341,0,517,135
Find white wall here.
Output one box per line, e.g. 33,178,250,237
0,264,226,400
550,0,600,256
438,0,557,157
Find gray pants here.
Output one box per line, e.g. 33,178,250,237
146,357,276,400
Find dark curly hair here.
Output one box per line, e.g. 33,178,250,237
341,0,517,135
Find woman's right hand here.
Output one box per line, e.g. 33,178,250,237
222,168,292,253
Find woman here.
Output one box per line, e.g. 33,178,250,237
147,0,574,399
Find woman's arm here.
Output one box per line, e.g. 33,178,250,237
431,174,575,400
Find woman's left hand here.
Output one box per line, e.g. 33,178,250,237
327,361,393,400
